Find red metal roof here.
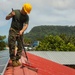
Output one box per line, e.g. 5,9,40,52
4,52,75,75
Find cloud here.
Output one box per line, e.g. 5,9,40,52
48,0,75,10
0,0,75,34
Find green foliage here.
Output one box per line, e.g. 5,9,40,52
0,35,6,50
36,35,75,51
23,36,32,44
0,35,6,40
36,35,64,51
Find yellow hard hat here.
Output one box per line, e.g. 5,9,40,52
23,3,32,14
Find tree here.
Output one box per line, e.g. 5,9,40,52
36,35,65,51
36,35,75,51
0,35,6,50
23,37,32,44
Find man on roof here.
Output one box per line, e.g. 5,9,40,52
5,3,32,67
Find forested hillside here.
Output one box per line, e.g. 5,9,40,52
24,25,75,42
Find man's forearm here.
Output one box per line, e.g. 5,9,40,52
22,24,28,32
6,10,15,20
5,14,13,20
19,24,28,35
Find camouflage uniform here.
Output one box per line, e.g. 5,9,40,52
8,10,29,61
8,28,23,61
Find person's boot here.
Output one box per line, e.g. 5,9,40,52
16,60,21,66
12,61,19,67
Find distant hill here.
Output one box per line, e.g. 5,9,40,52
24,25,75,42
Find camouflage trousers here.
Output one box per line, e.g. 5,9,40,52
8,28,23,61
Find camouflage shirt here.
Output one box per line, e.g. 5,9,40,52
10,10,29,31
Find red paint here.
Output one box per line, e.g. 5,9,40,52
27,53,75,75
4,52,75,75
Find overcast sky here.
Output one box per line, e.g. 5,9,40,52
0,0,75,37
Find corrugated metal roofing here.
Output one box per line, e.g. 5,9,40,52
28,51,75,65
4,51,75,75
0,50,9,75
4,50,39,75
27,52,75,75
